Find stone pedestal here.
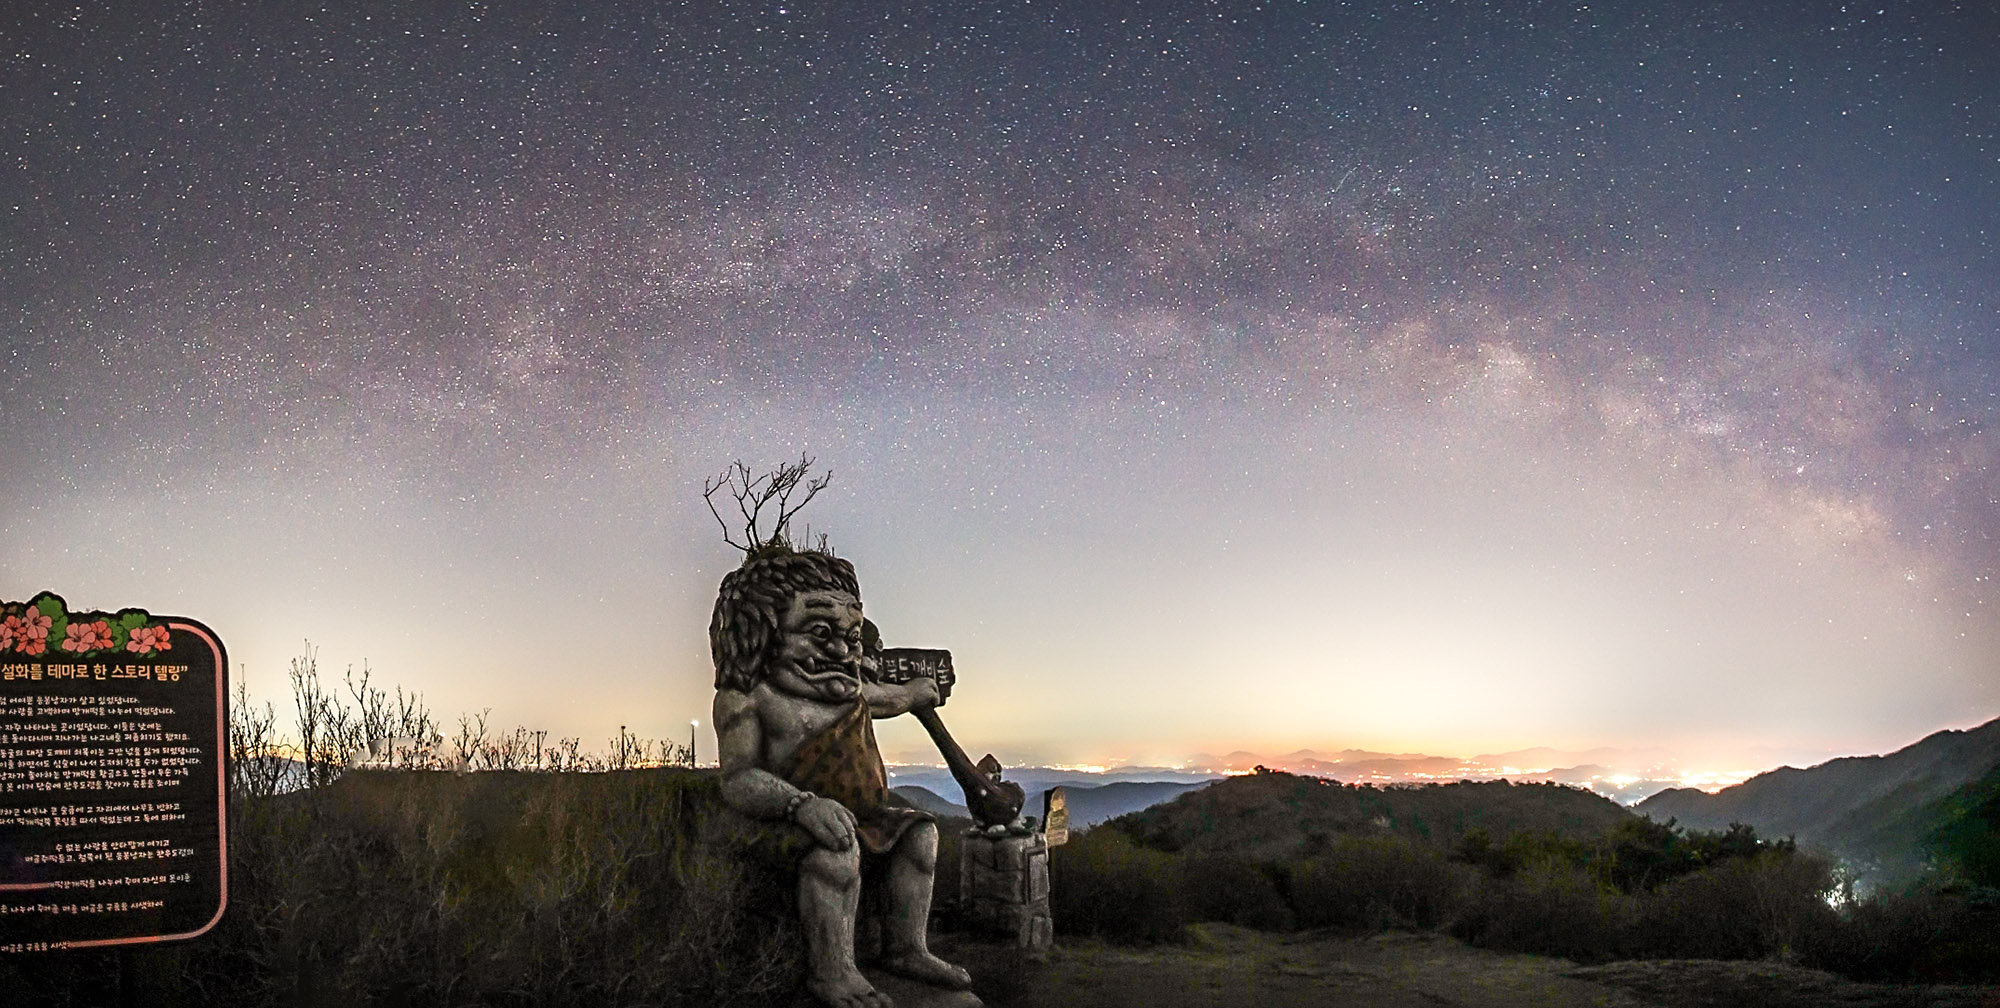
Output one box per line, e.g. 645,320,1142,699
862,968,985,1008
959,829,1053,958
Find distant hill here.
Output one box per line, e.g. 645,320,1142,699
1635,717,2000,887
1110,769,1632,860
890,784,969,819
888,765,1218,799
1028,780,1214,830
893,779,1213,830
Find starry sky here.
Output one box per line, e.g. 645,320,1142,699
3,1,1996,773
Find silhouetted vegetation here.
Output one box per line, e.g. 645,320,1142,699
0,770,807,1006
8,662,1992,1003
5,652,751,1007
1048,827,1190,944
1051,769,2000,985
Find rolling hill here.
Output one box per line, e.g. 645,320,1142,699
1107,769,1633,860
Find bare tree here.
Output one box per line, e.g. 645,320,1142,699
289,644,358,788
228,678,288,797
451,710,492,771
702,454,831,553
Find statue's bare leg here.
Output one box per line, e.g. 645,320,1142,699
878,822,973,990
800,844,894,1008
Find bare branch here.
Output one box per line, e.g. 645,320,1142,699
701,454,833,554
702,471,751,551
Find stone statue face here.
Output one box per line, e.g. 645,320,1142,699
767,588,864,702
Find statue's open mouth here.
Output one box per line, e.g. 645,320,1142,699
798,661,858,686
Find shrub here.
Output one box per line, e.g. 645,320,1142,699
1177,854,1294,931
1800,879,2000,982
0,770,805,1007
1288,834,1472,932
1631,848,1839,961
1452,859,1631,961
1049,827,1191,943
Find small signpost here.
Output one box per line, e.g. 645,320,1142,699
0,592,228,952
1042,786,1069,847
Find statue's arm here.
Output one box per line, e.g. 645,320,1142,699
713,688,800,820
714,687,858,851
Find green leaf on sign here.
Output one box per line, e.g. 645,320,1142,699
112,610,149,651
35,593,67,648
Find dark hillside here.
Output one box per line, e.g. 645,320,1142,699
1113,770,1631,860
1637,717,2000,886
1927,761,2000,887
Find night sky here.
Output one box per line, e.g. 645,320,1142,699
4,1,1996,772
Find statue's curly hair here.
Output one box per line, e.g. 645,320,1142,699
710,548,860,691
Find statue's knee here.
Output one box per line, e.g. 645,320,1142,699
903,821,939,871
801,843,862,886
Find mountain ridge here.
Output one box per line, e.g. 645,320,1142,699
1635,716,2000,887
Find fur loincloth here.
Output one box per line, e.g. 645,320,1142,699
778,699,930,854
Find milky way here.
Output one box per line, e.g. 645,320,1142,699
3,1,1995,768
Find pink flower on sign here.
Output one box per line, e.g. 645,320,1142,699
61,619,115,653
126,625,172,654
0,614,18,650
14,611,52,654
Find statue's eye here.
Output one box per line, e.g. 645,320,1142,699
808,624,833,640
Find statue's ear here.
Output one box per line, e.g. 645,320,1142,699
861,618,881,653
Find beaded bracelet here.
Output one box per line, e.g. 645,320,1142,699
785,790,814,821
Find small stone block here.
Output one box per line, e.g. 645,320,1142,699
967,859,1022,901
1026,851,1048,902
1022,914,1054,959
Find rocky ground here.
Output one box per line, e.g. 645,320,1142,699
933,925,1999,1008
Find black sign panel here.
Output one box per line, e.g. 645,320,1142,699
874,647,955,699
0,592,228,952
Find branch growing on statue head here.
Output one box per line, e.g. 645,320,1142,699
702,454,832,554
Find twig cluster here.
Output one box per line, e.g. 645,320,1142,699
227,643,698,798
702,454,831,554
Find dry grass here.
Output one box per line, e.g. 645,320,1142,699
945,924,2000,1008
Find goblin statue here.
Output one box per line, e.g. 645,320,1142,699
711,548,973,1008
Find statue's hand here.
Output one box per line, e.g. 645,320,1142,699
793,795,858,851
908,675,944,711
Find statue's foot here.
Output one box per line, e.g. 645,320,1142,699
879,950,973,991
808,971,895,1008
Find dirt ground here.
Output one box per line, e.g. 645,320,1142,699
935,924,2000,1008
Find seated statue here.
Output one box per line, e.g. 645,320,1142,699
711,547,973,1008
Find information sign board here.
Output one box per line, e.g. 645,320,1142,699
1043,786,1069,847
0,592,228,952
